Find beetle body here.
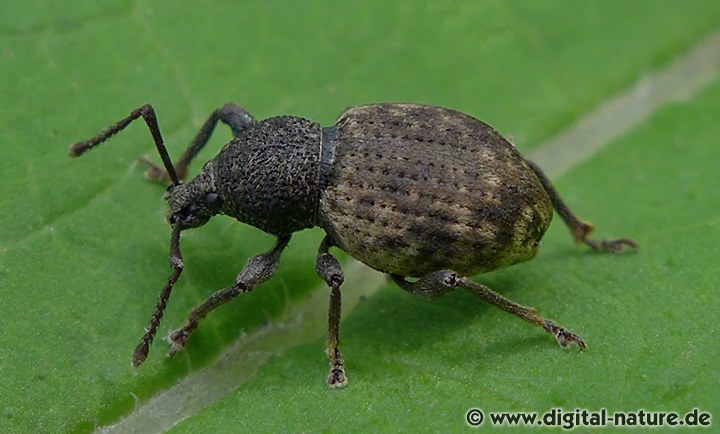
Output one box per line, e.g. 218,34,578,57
71,101,636,388
173,103,553,276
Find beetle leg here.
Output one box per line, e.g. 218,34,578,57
166,235,291,358
393,270,586,350
316,235,348,388
526,160,638,253
141,102,257,182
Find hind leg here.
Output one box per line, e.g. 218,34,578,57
391,271,585,349
527,160,638,252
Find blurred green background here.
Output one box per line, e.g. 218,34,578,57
1,1,719,432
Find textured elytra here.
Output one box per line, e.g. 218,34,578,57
318,103,553,277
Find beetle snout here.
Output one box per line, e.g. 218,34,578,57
165,184,224,229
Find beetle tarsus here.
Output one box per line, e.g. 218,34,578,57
327,349,348,389
167,328,191,357
583,237,639,253
544,320,586,350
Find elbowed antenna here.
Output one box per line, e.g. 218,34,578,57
133,221,184,367
70,104,181,185
71,104,188,366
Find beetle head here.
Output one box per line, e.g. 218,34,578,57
165,165,223,229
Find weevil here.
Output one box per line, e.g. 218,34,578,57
70,102,637,388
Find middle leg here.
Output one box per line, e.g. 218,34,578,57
315,235,348,388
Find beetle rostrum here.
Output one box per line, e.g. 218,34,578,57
70,102,638,388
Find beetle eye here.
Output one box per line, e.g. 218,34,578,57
205,192,223,211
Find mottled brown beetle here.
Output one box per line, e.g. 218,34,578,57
70,103,637,388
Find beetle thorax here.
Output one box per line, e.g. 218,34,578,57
212,116,322,235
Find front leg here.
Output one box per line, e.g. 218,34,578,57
315,235,348,388
167,235,290,357
393,270,585,350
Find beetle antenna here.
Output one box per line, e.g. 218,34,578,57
70,104,181,185
133,221,184,366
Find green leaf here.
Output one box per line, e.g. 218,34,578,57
1,1,719,432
